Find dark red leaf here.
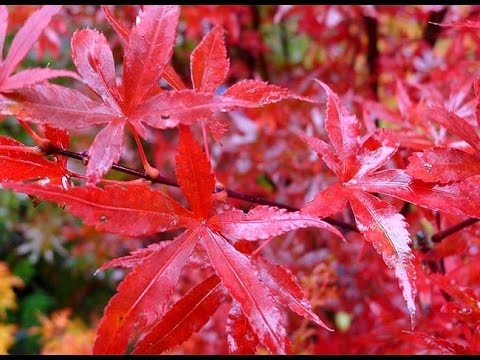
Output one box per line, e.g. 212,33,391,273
1,182,194,236
132,275,226,354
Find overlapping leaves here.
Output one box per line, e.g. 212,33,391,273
3,125,343,354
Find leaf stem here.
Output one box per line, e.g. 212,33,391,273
200,121,211,163
17,120,51,150
127,123,160,179
423,7,448,47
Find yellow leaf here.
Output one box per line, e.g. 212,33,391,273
0,323,17,354
0,262,24,319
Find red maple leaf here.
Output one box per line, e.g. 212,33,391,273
0,5,76,93
4,5,308,185
407,104,480,183
2,125,343,354
299,80,480,324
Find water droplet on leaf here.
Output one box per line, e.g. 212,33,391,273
423,163,433,174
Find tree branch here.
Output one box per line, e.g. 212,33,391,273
49,146,358,233
423,7,448,47
364,14,379,100
431,218,479,244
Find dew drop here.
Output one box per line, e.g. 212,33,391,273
423,163,433,174
99,215,108,224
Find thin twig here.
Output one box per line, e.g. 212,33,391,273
48,146,358,232
431,218,479,243
423,7,448,47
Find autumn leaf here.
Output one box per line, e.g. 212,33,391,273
300,80,417,322
4,6,310,184
0,135,70,184
132,275,227,354
3,121,342,355
0,5,77,92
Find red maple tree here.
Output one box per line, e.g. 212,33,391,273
1,4,480,355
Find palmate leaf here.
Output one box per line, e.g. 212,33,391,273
4,8,305,184
3,86,333,355
301,81,417,322
2,6,181,184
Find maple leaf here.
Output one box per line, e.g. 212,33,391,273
133,22,311,141
3,5,181,184
2,125,343,354
300,80,418,323
3,6,310,184
301,81,480,325
406,105,480,183
0,5,77,92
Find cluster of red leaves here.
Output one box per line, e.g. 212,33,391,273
1,4,480,355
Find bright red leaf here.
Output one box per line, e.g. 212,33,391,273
93,227,203,354
3,119,341,355
0,135,70,184
201,227,289,355
132,275,227,354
